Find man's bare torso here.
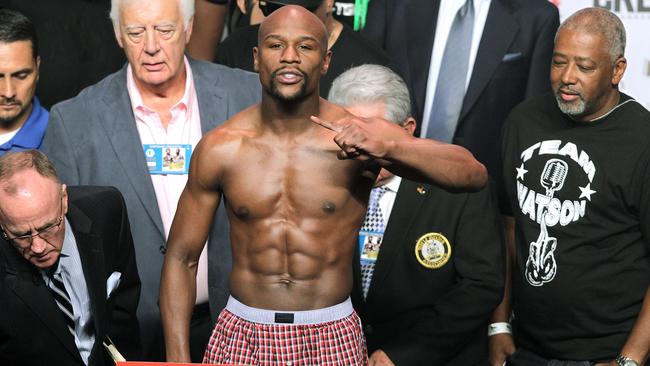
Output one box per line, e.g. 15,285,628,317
202,102,375,310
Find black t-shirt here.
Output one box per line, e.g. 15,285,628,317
501,93,650,360
214,23,391,97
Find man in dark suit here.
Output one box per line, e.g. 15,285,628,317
363,0,559,180
329,65,505,365
0,150,141,366
41,0,260,360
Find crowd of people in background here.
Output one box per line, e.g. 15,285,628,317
0,1,648,366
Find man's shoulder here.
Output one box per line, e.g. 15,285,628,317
202,104,259,143
399,178,490,207
619,93,650,122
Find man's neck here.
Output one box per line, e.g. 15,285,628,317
576,90,622,122
0,102,33,134
134,67,187,111
261,93,322,135
133,67,187,128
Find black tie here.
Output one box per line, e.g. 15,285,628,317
49,272,76,337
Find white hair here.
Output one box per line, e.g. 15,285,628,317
328,64,411,124
110,0,195,29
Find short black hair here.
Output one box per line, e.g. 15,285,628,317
0,9,38,59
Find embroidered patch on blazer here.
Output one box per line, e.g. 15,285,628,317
415,232,451,269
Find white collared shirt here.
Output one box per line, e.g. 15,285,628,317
377,175,402,225
420,0,492,138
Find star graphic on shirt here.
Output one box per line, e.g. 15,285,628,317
516,163,528,181
578,183,597,201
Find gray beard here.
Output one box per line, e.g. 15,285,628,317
555,92,586,116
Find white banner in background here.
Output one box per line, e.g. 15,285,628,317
552,0,650,109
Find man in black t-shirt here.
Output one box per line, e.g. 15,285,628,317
492,8,650,366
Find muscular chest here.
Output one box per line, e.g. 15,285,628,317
221,140,372,220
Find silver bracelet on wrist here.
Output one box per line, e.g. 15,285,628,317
487,322,512,336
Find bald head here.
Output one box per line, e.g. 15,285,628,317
557,7,625,63
258,5,329,55
0,150,60,195
0,151,67,270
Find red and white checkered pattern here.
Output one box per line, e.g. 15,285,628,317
203,309,368,365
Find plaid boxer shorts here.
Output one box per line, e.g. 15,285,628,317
203,308,368,365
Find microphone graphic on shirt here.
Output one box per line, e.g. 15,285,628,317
541,159,568,196
526,159,568,286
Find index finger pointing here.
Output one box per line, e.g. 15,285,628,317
310,115,342,133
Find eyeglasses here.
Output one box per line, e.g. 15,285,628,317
258,0,322,17
1,198,64,247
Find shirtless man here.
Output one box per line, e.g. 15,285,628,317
160,5,487,365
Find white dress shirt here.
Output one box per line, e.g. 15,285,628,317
377,175,402,226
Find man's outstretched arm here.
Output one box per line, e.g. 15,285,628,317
160,139,223,362
311,114,488,192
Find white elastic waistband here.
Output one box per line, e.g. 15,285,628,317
225,296,353,325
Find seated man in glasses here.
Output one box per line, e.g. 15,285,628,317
214,0,390,97
0,150,141,366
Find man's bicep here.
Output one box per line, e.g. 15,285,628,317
166,141,225,260
167,181,222,260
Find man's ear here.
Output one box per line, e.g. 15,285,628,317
35,56,41,81
113,24,124,48
321,49,332,75
402,117,417,136
253,46,259,72
611,56,627,86
61,184,69,215
185,16,195,43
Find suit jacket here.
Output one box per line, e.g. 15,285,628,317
0,186,141,366
41,59,261,358
363,0,559,179
353,179,505,365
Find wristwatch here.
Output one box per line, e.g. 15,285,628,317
615,356,639,366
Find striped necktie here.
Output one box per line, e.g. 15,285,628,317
48,271,76,337
360,186,388,299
